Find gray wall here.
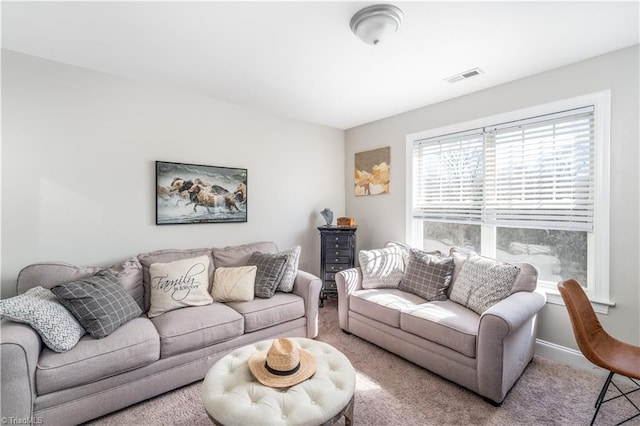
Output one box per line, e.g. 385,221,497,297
1,50,346,297
345,45,640,349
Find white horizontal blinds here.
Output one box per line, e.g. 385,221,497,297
484,106,595,231
413,129,484,223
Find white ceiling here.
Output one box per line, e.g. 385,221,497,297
2,1,639,129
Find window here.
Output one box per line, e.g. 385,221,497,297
406,92,612,313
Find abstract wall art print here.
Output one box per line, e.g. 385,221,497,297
156,161,247,224
354,147,390,196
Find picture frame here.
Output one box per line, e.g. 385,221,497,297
354,146,390,196
155,161,247,225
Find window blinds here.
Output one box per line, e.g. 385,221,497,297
412,106,595,231
412,129,484,223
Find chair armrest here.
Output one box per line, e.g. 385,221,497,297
335,268,363,331
292,270,322,338
476,290,546,403
1,319,42,421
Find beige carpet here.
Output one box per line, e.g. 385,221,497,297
86,299,640,425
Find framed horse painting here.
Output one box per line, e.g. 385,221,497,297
155,161,247,225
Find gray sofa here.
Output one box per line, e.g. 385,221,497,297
336,245,546,404
0,241,321,425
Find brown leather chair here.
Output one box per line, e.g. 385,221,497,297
558,279,640,425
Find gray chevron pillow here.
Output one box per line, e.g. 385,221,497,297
449,252,520,314
0,286,86,352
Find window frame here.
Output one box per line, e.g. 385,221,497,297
405,91,613,313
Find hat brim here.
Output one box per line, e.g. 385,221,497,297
248,347,317,388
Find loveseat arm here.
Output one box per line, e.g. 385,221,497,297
1,319,42,422
476,290,546,404
335,267,363,332
292,270,322,338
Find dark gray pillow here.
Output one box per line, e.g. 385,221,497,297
52,270,142,338
399,249,454,301
247,252,288,298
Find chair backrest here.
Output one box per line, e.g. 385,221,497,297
557,279,608,369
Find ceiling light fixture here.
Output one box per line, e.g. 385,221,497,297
350,4,403,46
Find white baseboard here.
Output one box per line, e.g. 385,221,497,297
535,339,606,376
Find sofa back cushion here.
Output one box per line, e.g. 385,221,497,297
212,241,278,268
138,248,214,312
16,258,144,310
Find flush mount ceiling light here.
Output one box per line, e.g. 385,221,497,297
350,4,403,46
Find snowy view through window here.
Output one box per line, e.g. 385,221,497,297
423,222,588,286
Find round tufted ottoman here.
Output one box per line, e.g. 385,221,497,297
202,338,355,426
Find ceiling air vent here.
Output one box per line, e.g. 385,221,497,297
445,68,484,83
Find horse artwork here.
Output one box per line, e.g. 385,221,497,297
354,147,390,196
156,161,247,224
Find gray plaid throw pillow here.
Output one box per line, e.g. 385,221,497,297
52,270,142,338
399,249,454,301
0,286,86,352
247,252,288,298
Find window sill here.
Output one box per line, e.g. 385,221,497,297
543,288,615,314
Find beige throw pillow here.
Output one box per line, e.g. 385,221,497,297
148,255,213,318
211,266,257,302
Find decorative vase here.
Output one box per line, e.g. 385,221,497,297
320,208,333,226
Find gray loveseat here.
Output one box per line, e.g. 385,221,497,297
1,241,321,425
336,245,546,404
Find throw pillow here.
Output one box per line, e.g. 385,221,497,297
211,266,257,302
148,255,214,318
360,246,405,289
246,252,288,298
277,246,301,293
399,249,454,301
52,270,143,338
0,286,86,352
449,252,520,314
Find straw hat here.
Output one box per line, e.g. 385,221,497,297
248,338,317,387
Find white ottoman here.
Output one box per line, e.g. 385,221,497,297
202,338,355,426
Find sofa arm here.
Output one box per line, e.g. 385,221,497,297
476,290,546,403
335,268,363,331
1,319,42,422
292,270,322,338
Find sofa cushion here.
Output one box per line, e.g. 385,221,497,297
399,249,454,301
212,241,278,268
359,246,405,289
0,286,86,352
450,253,520,314
277,246,301,293
226,292,305,333
138,248,214,311
401,301,480,358
16,258,144,309
211,266,257,302
36,317,160,395
147,255,214,318
349,289,426,328
246,252,288,299
52,270,143,338
150,303,244,358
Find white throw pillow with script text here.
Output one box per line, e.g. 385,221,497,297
148,255,213,318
